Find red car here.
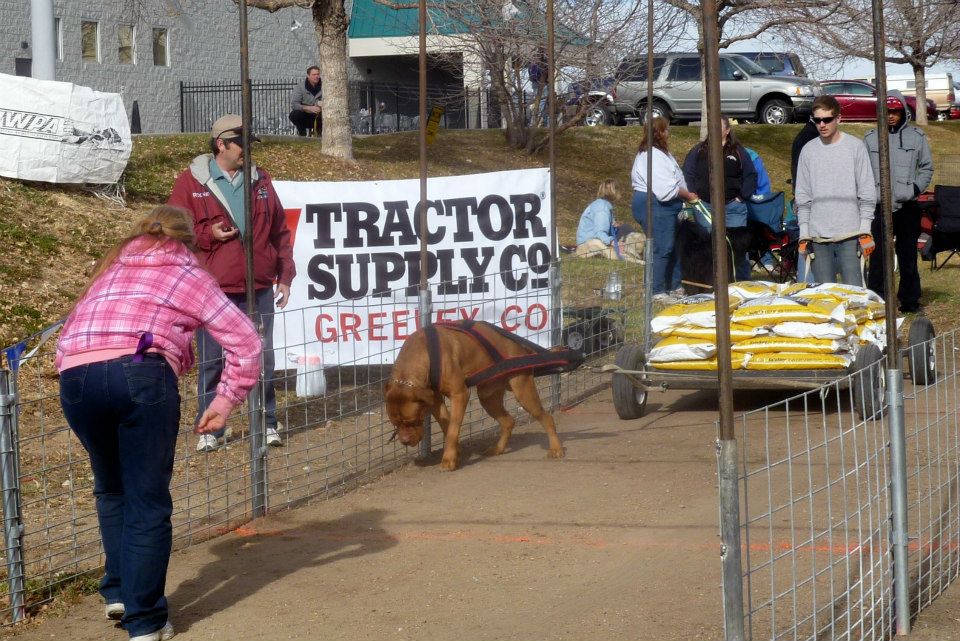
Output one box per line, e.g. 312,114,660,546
820,80,938,121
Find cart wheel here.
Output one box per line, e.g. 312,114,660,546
852,343,885,420
563,323,588,353
613,344,648,420
907,317,936,385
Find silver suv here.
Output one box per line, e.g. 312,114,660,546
608,52,821,125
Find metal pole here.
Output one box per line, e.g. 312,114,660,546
547,0,561,409
868,1,909,635
238,0,267,517
887,368,909,635
0,370,25,623
701,0,744,637
29,0,56,80
718,437,744,641
641,0,654,355
416,0,433,460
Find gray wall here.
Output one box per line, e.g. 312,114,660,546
1,0,319,133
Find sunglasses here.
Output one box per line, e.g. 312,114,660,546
810,116,836,124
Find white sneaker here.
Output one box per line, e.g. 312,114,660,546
196,434,218,453
130,620,175,641
265,427,282,447
652,293,678,304
669,287,686,299
105,602,124,620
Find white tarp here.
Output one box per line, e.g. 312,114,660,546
273,168,554,365
0,73,131,184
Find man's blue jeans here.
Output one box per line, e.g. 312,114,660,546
810,238,863,285
196,287,275,436
632,190,683,294
59,355,179,637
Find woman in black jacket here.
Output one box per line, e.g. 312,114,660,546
682,115,757,280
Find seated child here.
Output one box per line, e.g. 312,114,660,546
575,179,644,263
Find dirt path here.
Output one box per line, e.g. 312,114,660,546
7,386,959,641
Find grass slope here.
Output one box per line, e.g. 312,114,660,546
3,122,960,347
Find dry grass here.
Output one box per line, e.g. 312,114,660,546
4,122,960,347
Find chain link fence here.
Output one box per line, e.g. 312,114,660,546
0,253,643,623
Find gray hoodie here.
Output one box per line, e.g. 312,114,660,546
863,90,934,210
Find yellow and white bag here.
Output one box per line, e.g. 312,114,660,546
744,352,853,370
731,336,845,354
648,336,717,362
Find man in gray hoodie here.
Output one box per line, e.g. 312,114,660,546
795,95,877,285
864,91,934,313
289,65,323,136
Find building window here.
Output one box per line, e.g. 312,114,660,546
118,24,135,64
152,28,169,66
81,21,100,62
55,18,63,61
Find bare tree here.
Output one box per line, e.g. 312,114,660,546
244,0,354,159
794,0,960,125
423,0,686,153
661,0,837,137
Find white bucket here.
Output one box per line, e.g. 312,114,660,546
288,353,326,397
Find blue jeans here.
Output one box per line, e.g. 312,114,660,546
810,238,863,285
196,288,275,436
59,355,179,637
698,199,751,281
632,191,682,294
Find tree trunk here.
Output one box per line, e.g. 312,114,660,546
313,0,354,160
913,64,929,126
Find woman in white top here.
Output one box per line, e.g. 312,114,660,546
631,117,699,300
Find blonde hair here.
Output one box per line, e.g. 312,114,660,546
597,179,618,201
77,206,195,303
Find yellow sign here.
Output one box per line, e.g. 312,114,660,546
425,106,444,145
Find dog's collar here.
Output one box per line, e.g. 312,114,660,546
389,378,421,389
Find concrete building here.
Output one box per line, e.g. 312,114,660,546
1,0,482,134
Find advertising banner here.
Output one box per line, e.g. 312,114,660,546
0,73,131,184
274,168,554,365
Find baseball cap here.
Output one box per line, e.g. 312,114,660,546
210,114,261,141
885,96,906,111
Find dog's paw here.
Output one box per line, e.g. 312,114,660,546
439,455,459,471
547,447,566,459
485,444,506,457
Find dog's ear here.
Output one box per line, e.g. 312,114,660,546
384,379,395,397
414,387,435,405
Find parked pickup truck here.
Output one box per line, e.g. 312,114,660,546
568,52,822,126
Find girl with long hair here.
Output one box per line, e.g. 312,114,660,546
57,206,262,641
630,117,699,302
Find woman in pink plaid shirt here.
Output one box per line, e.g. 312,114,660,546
56,206,261,641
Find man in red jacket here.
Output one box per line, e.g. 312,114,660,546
168,114,296,452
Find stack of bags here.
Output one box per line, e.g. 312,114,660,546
647,281,899,371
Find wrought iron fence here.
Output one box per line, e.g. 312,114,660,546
179,79,500,136
0,251,644,623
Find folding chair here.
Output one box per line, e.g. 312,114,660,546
744,192,798,282
929,185,960,269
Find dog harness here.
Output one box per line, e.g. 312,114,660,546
422,320,584,391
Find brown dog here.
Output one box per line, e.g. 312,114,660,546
384,322,566,471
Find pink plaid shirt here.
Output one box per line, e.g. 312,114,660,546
57,236,262,419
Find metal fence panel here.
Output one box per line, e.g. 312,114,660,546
734,325,960,640
736,369,896,641
0,252,643,622
902,329,960,616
